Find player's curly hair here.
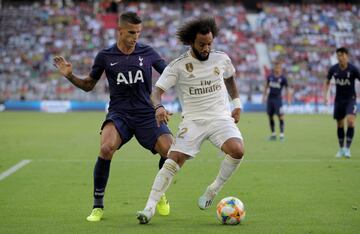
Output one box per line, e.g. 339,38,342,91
176,17,219,45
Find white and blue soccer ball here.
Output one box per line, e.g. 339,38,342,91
216,196,245,225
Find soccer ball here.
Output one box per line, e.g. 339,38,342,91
216,196,245,225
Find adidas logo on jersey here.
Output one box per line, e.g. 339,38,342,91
187,74,195,79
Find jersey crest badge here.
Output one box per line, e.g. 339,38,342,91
139,56,143,66
185,63,193,72
214,67,220,76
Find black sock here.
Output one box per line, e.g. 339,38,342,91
158,156,166,170
269,118,275,133
279,119,284,134
93,157,111,209
346,127,354,148
337,127,345,148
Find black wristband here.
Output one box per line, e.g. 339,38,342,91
154,104,164,111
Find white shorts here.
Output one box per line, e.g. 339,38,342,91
169,117,243,157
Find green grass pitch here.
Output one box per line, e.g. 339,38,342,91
0,112,359,234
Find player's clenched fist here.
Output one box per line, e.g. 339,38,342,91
231,108,241,123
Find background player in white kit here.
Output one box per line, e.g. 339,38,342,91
137,17,245,224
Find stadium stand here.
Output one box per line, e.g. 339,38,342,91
1,0,359,105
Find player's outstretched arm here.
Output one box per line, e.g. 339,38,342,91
53,56,97,92
151,87,171,127
262,81,269,103
286,87,291,105
224,76,242,123
323,80,330,105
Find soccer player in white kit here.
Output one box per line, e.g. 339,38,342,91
137,17,245,224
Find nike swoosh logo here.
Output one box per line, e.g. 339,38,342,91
110,62,118,66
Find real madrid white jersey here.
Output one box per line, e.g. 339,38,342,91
156,50,236,120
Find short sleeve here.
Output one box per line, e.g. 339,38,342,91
223,55,236,79
153,59,167,74
89,52,105,80
326,66,333,81
155,65,178,91
353,65,360,81
283,77,288,87
150,47,167,74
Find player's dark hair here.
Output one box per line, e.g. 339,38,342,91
177,17,219,45
336,47,349,54
119,11,142,25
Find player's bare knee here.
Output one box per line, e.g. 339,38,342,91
222,138,244,159
347,117,356,127
230,141,245,159
337,119,345,128
100,144,116,159
155,145,169,158
228,147,244,159
347,121,355,128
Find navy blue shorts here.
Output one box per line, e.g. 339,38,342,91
333,99,357,120
101,113,171,154
267,99,283,116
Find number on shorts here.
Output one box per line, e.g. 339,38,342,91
177,127,188,139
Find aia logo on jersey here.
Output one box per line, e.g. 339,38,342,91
269,81,281,89
335,78,350,86
117,70,144,85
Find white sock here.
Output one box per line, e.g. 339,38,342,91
144,159,180,211
209,154,242,193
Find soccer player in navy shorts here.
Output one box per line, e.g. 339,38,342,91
53,12,173,221
262,61,290,141
324,47,360,158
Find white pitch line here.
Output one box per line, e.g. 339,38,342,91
33,158,359,163
0,160,32,181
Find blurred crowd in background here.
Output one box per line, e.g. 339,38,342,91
1,0,360,103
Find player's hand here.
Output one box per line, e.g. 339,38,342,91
232,108,241,123
155,106,172,127
53,56,73,77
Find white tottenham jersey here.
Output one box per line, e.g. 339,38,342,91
156,50,236,120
